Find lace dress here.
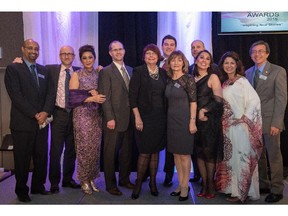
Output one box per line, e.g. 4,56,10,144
165,74,197,154
72,68,102,182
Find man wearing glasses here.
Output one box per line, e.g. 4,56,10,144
246,40,287,203
98,40,135,196
46,46,81,193
5,39,54,202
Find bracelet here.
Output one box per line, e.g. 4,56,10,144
190,117,196,120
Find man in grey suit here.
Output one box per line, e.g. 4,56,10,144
246,40,287,203
98,40,134,196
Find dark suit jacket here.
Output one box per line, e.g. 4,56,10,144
98,62,133,132
4,62,54,131
246,61,287,133
129,64,167,115
46,64,80,108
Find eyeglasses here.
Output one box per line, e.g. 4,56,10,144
111,48,124,52
24,46,39,52
60,53,75,57
251,50,267,55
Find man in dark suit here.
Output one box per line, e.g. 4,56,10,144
188,39,220,75
46,45,81,193
98,40,134,196
4,39,54,202
246,40,287,203
160,35,177,187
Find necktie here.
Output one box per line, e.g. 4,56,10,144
253,69,260,88
65,69,71,109
30,64,39,86
120,66,130,90
162,59,167,70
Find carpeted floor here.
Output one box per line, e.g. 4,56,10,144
1,171,288,205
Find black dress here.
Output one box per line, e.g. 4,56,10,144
165,74,197,155
129,65,167,154
194,74,223,162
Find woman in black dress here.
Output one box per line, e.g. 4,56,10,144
192,50,223,199
129,44,167,199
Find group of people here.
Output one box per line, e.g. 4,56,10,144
4,36,287,204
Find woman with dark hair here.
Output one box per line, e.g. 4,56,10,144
129,43,168,199
165,50,197,201
192,50,223,199
215,51,263,203
69,45,106,194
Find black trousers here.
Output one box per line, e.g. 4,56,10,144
49,108,76,186
12,128,48,196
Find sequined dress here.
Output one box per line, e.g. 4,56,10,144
73,68,102,182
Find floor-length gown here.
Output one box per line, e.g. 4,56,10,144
216,76,263,202
72,69,102,182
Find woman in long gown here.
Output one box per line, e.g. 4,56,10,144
165,50,197,201
192,50,223,199
216,51,263,203
69,45,106,194
129,44,167,199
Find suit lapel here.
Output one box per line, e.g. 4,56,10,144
256,62,271,90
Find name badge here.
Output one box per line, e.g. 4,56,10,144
38,74,45,79
174,83,181,88
259,74,267,80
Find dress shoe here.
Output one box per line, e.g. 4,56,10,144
50,185,60,194
163,175,173,187
107,187,123,196
62,180,81,189
81,181,92,195
119,182,135,189
31,189,52,195
260,188,271,194
90,180,100,192
189,176,200,183
17,194,31,202
265,193,283,203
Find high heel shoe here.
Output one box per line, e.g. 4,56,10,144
205,193,216,199
179,187,190,201
90,180,100,192
131,180,142,200
170,186,181,196
149,183,159,196
81,181,92,195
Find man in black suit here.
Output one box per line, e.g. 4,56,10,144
46,45,81,193
160,35,177,187
188,39,220,75
4,39,54,202
98,40,134,196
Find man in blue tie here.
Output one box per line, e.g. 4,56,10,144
5,39,55,202
46,46,81,193
245,40,287,203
